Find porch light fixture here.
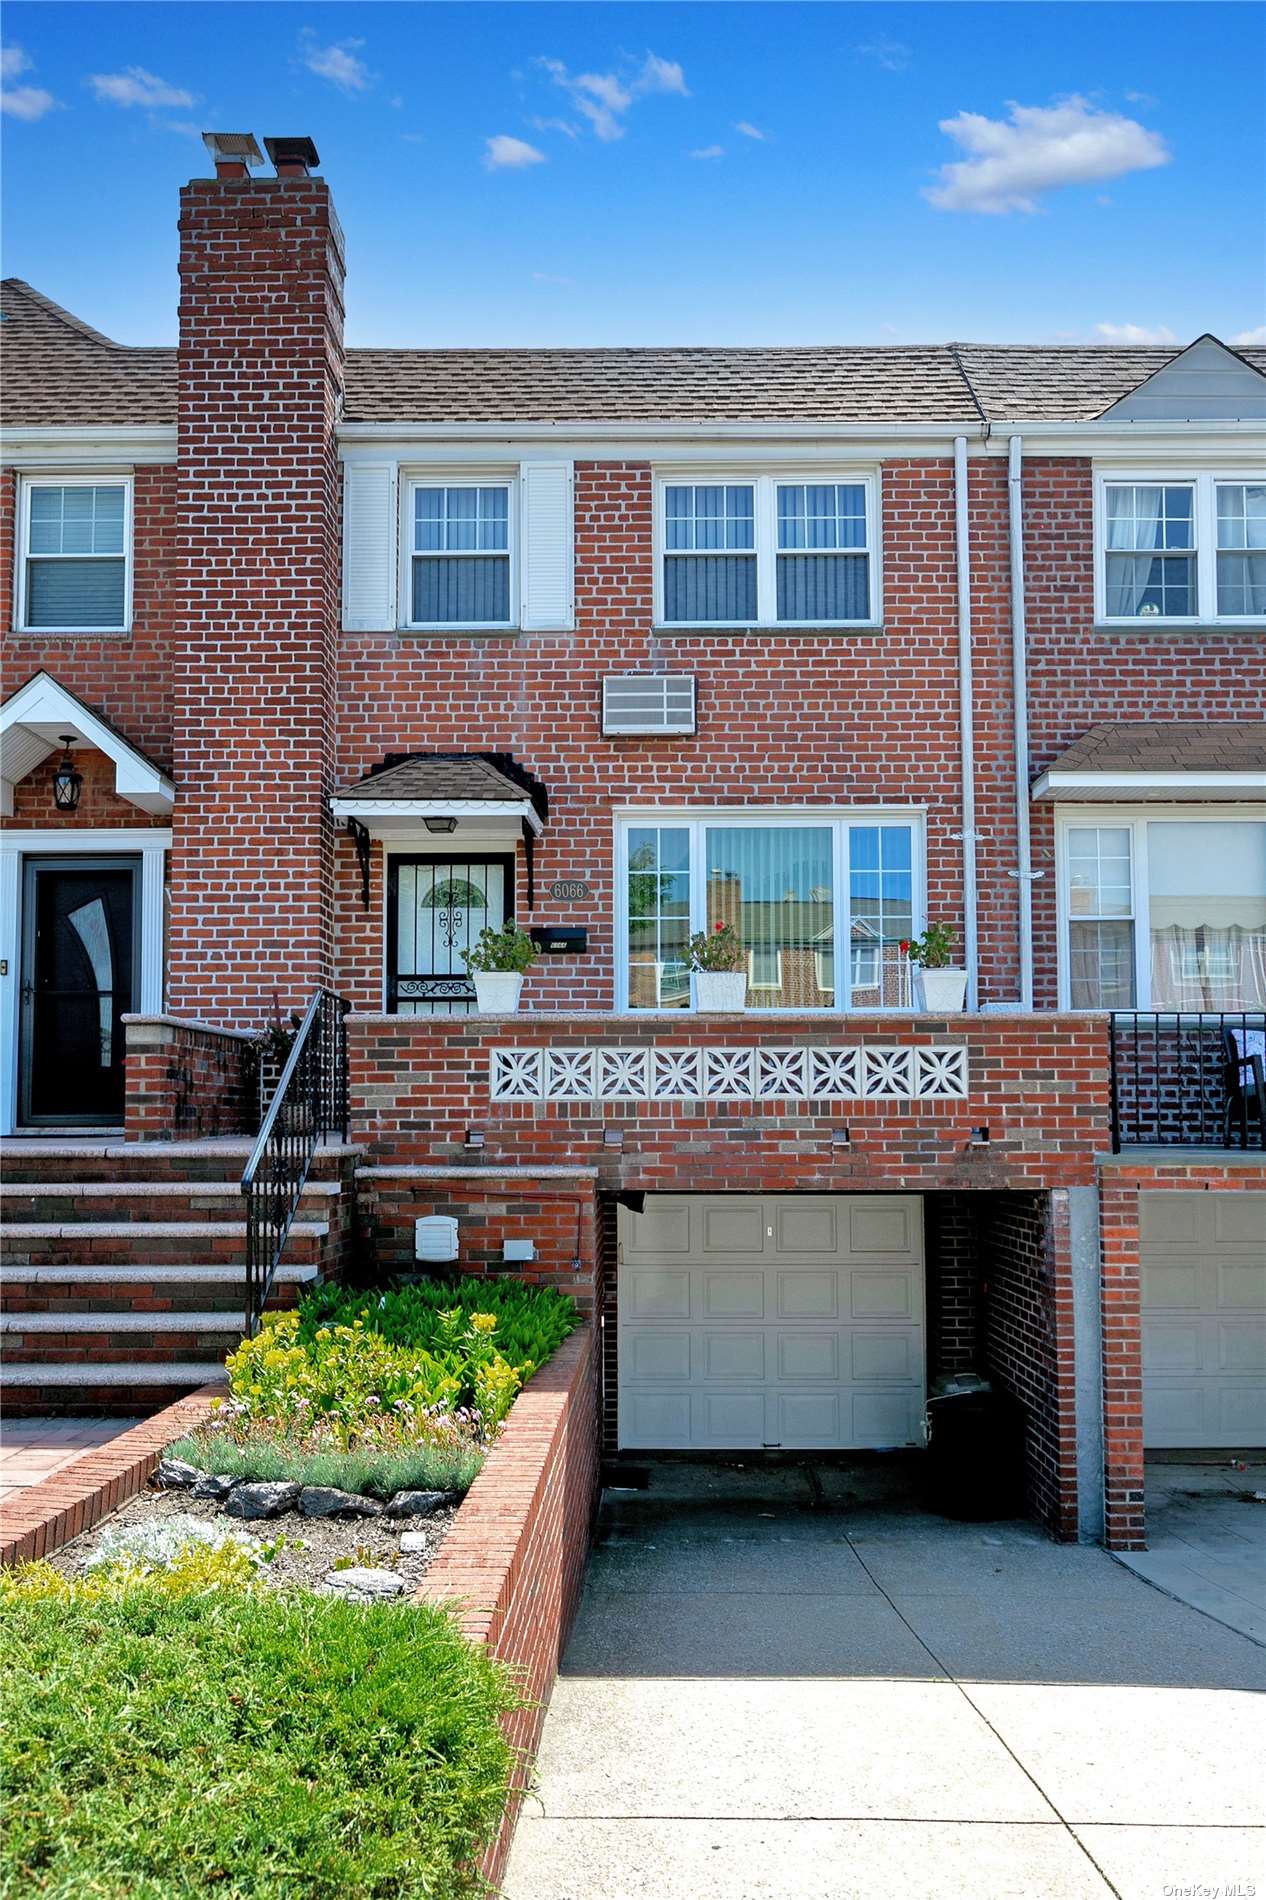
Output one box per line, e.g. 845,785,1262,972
52,736,82,813
424,815,458,834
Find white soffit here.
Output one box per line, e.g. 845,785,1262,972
0,672,174,816
329,796,543,837
1032,767,1266,803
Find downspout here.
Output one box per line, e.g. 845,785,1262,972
1008,434,1035,1009
953,435,980,1010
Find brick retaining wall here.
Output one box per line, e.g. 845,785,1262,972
123,1015,257,1140
420,1322,599,1891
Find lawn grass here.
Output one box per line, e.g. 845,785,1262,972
1,1582,519,1899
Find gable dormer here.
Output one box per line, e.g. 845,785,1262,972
1099,334,1266,421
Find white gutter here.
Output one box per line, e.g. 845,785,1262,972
953,435,980,1010
0,424,176,467
1008,434,1035,1008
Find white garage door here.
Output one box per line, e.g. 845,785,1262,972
618,1195,925,1451
1142,1191,1266,1449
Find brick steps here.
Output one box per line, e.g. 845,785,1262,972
0,1137,359,1415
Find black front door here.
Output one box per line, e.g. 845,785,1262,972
20,858,140,1125
387,855,514,1015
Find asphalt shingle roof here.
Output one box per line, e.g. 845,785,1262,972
1043,723,1266,776
335,754,537,803
4,278,1265,429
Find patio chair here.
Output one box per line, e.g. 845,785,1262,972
1222,1026,1266,1150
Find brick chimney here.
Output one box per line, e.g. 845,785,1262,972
166,134,346,1025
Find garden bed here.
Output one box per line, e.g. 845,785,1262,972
47,1479,460,1597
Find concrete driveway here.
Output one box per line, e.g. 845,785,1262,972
504,1460,1266,1900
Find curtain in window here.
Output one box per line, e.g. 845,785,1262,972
413,557,509,624
664,555,756,622
776,555,868,622
1105,485,1194,617
1150,926,1266,1009
1069,921,1136,1008
27,560,125,628
705,826,834,1008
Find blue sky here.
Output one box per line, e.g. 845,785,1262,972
2,2,1263,349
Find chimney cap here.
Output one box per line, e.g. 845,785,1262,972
202,131,264,169
264,135,320,172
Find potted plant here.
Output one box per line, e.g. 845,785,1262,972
463,922,539,1014
689,921,748,1012
255,996,302,1124
901,924,968,1012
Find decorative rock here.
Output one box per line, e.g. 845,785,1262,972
324,1566,405,1598
224,1481,302,1520
190,1472,238,1501
399,1530,432,1555
156,1458,200,1490
299,1487,384,1520
386,1490,451,1518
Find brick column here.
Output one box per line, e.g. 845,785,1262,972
167,170,345,1025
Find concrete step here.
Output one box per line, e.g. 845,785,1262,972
3,1310,245,1335
0,1262,318,1286
2,1181,340,1222
0,1138,362,1185
1,1360,227,1416
0,1220,329,1268
2,1360,228,1384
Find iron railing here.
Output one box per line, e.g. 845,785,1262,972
241,989,349,1335
1109,1010,1266,1151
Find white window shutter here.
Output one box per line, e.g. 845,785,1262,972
343,462,398,631
520,460,574,630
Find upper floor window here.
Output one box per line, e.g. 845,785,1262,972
17,478,130,632
1061,814,1266,1009
408,481,512,627
1097,472,1266,625
617,811,918,1011
658,474,878,628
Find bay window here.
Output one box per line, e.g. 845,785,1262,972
1062,815,1266,1009
18,478,130,632
659,474,878,627
1097,472,1266,625
619,813,919,1011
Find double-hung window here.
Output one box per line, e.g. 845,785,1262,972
618,812,919,1011
659,474,877,627
1098,473,1266,624
408,480,512,627
1061,815,1266,1009
18,478,130,632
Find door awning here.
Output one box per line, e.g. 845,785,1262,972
330,752,549,907
1032,722,1266,803
0,672,174,816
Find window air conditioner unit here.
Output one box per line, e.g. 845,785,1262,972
602,674,696,737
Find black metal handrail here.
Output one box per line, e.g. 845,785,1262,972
1109,1009,1266,1151
241,989,350,1335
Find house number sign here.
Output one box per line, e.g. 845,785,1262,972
549,879,592,901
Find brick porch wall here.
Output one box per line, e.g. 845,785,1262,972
122,1015,257,1140
421,1323,599,1891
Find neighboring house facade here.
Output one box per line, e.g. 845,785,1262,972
2,136,1263,1550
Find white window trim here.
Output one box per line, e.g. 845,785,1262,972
1054,803,1266,1010
653,470,882,629
1093,468,1266,628
613,805,925,1013
14,473,134,635
398,470,518,631
0,827,169,1136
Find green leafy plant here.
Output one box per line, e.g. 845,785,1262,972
0,1580,518,1898
257,989,303,1065
299,1276,580,1377
900,924,958,969
688,921,746,973
462,921,539,975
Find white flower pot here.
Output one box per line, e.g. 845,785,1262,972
694,970,748,1012
473,971,524,1014
918,967,968,1012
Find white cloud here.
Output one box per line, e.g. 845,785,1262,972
1230,325,1266,347
1094,322,1178,345
1,43,58,118
539,49,687,142
484,133,546,171
689,144,725,160
530,115,580,140
89,66,195,109
857,37,911,73
734,120,767,141
924,95,1170,214
300,32,372,94
1,82,56,120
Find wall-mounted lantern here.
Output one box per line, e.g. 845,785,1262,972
52,736,82,813
424,815,458,834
